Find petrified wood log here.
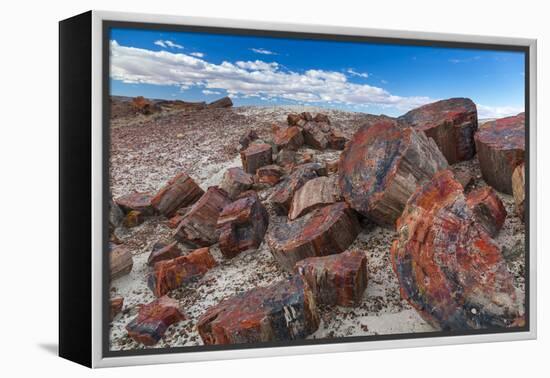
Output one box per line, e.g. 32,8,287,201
288,176,342,220
391,170,521,330
276,149,296,169
398,98,478,164
287,113,302,126
327,129,347,150
474,112,525,194
302,121,330,149
126,296,185,346
197,276,319,345
301,112,313,121
110,243,133,280
295,249,367,307
148,247,217,297
313,113,331,124
267,202,360,271
256,164,284,186
115,192,155,215
220,167,254,199
273,125,304,151
338,121,448,227
147,241,183,266
110,297,124,321
174,187,231,247
240,143,273,174
122,210,144,228
217,193,269,258
207,96,233,108
238,129,259,151
512,162,525,221
466,186,507,237
151,172,204,217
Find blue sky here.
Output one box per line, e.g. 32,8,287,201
110,27,525,118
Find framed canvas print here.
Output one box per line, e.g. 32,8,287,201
59,10,537,368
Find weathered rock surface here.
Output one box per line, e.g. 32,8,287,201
267,202,360,271
238,129,259,151
122,210,145,228
220,167,254,199
109,198,124,231
126,296,185,346
147,241,183,266
302,121,330,149
454,170,473,190
276,149,296,169
256,164,284,186
110,243,133,280
151,173,204,217
295,250,368,307
273,125,304,151
339,121,448,227
399,98,478,164
474,112,525,194
467,186,507,237
110,297,124,321
512,162,525,221
197,276,319,345
288,176,342,220
148,247,217,297
207,96,233,108
240,143,273,174
217,193,269,258
327,128,347,150
115,192,155,215
174,187,231,247
391,170,521,330
325,159,339,175
287,113,303,126
313,113,331,124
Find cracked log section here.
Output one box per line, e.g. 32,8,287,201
151,172,204,217
339,120,448,228
197,276,319,345
240,143,273,174
115,192,155,216
217,192,269,258
289,175,342,220
220,167,253,199
466,186,507,237
126,296,185,346
147,241,182,266
512,162,525,221
148,247,217,297
474,112,525,194
295,250,368,307
110,243,133,280
391,170,521,331
267,202,360,271
174,186,231,247
398,98,478,164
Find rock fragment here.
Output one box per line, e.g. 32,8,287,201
110,297,124,321
207,96,233,108
240,143,273,174
110,243,133,281
220,167,254,199
512,162,526,221
151,172,204,217
115,192,155,216
273,125,304,151
122,210,145,228
256,164,284,186
466,186,507,237
147,241,183,266
288,176,342,220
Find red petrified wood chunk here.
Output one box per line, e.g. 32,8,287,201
115,192,155,215
110,297,124,321
287,113,303,126
110,243,133,280
273,125,304,151
207,96,233,108
217,193,269,258
267,202,360,271
313,113,331,124
148,247,217,297
512,162,525,221
256,164,284,186
302,121,330,149
240,143,273,174
398,98,478,164
288,176,342,220
126,296,185,346
327,128,347,150
466,186,507,237
147,241,183,266
220,167,254,199
338,121,448,228
276,148,297,169
197,276,319,345
474,112,525,194
238,129,259,151
174,187,231,247
295,250,368,307
391,170,521,330
151,172,204,217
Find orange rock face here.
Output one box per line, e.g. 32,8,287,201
151,172,204,217
466,186,507,237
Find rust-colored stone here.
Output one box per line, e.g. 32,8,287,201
273,125,304,151
256,164,284,186
220,167,254,199
110,243,133,281
131,96,161,115
313,113,331,124
126,296,185,346
512,162,525,221
339,121,448,227
287,113,302,126
122,210,145,228
302,121,330,149
267,202,360,271
240,143,273,174
474,112,525,194
197,276,319,345
239,129,259,151
467,186,507,237
151,172,204,217
276,149,296,169
327,129,347,150
288,176,342,220
325,159,339,174
295,250,367,307
174,187,231,247
147,241,183,266
110,297,124,321
115,192,155,215
454,170,473,189
148,247,217,297
207,96,233,108
391,170,521,330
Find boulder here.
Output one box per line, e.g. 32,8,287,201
295,249,367,307
327,129,347,150
302,121,329,149
174,187,231,247
391,170,521,330
147,241,183,266
197,276,319,345
217,193,269,258
148,247,217,297
110,243,133,281
110,297,124,321
466,186,507,237
240,143,273,174
220,167,254,199
207,96,233,108
474,112,525,194
273,125,304,151
122,210,145,228
256,164,284,186
115,192,155,215
339,121,448,227
313,113,331,124
126,296,185,346
512,162,525,221
151,173,204,217
239,129,259,151
398,98,478,164
267,202,360,271
288,176,342,220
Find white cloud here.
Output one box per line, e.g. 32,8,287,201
346,68,369,79
202,89,222,95
190,52,204,58
250,48,277,55
476,104,524,119
154,40,183,49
